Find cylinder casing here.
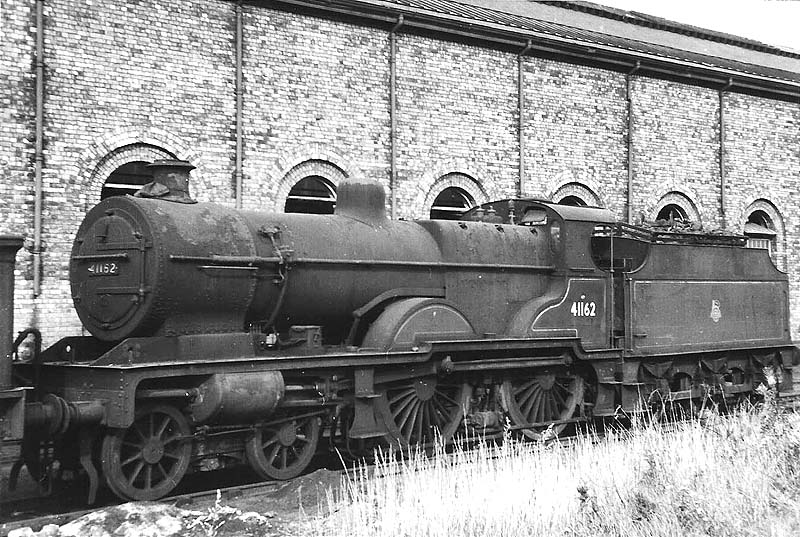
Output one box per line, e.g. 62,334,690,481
188,371,285,424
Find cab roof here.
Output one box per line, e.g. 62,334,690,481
462,198,616,225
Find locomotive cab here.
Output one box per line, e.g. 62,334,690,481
463,199,617,349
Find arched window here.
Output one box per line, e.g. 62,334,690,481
101,161,152,199
284,175,337,214
430,187,475,220
744,210,776,253
656,204,688,223
558,195,587,207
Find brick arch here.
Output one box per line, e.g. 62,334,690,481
738,198,786,270
419,172,489,220
550,182,603,207
273,144,358,182
737,198,785,236
78,127,198,207
652,191,701,225
273,159,349,213
85,144,177,209
546,171,606,207
644,181,701,218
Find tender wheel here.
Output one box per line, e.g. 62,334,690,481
245,414,321,480
100,403,192,501
375,376,469,448
501,372,584,441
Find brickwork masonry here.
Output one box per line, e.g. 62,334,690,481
2,0,800,343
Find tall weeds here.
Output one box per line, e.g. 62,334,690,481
311,400,800,537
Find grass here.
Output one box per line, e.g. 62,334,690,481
308,392,800,537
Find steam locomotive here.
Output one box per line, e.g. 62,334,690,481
1,160,797,503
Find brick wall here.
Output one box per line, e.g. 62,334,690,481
630,78,721,228
2,0,800,344
4,0,236,342
396,35,518,218
523,58,628,215
242,8,390,212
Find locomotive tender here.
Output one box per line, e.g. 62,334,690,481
1,160,797,502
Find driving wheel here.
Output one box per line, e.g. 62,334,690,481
375,376,470,448
501,372,584,440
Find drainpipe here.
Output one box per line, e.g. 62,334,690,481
389,15,403,220
234,0,244,208
33,0,45,297
719,78,733,229
518,40,532,197
625,61,640,224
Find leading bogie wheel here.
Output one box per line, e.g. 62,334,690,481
100,403,192,501
245,413,322,480
501,372,584,441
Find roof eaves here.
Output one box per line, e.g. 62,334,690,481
266,0,800,98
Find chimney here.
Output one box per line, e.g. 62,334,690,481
135,159,197,204
0,235,23,389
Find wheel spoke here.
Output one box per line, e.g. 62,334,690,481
127,461,145,486
377,378,467,448
122,451,143,466
133,423,148,442
413,403,424,443
156,415,171,438
246,414,321,480
521,387,540,420
266,443,281,464
260,436,280,451
544,393,556,421
102,405,192,501
551,385,566,408
144,464,153,490
431,396,451,421
390,391,418,420
395,398,419,433
435,388,460,407
388,388,416,407
400,401,421,441
503,374,582,441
